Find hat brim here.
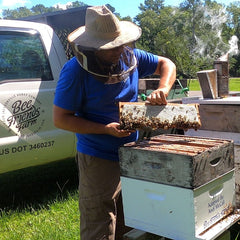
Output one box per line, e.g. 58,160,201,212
68,21,142,50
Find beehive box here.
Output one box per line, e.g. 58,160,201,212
121,170,235,240
119,134,234,188
182,97,240,133
186,129,240,208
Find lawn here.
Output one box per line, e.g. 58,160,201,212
187,78,240,91
0,158,80,240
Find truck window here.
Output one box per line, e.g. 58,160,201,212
0,31,53,82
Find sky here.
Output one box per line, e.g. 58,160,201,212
0,0,234,18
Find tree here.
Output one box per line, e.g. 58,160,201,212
135,9,159,52
2,1,87,19
69,1,87,8
179,0,202,53
3,7,33,19
135,0,199,78
135,0,240,78
139,0,165,14
177,0,234,75
31,4,51,15
225,2,240,76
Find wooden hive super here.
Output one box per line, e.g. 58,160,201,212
119,134,234,188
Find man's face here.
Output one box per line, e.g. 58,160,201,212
95,45,125,65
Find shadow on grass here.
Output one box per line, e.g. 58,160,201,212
0,158,79,211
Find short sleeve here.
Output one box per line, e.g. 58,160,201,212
54,57,84,112
134,49,159,78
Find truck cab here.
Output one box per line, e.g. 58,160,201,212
0,20,76,173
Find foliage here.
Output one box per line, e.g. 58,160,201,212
2,0,240,78
2,1,87,19
134,0,240,78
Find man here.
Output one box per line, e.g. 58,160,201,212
53,5,176,240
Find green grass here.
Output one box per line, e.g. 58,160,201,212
229,78,240,91
187,78,240,91
0,192,80,240
0,158,80,240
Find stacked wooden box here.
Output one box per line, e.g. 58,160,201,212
119,134,235,240
183,96,240,208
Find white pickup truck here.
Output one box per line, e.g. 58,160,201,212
0,20,77,173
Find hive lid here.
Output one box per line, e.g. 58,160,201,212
122,134,233,156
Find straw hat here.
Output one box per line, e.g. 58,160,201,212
68,5,142,50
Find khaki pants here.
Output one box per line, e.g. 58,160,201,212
77,152,130,240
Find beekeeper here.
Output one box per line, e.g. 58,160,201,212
53,5,176,240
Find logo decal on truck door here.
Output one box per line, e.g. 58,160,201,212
8,99,40,130
1,93,45,138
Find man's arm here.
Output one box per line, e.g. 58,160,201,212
147,56,176,105
53,105,133,137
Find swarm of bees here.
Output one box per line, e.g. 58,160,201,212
119,111,201,131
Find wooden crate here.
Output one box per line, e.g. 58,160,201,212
182,97,240,133
186,129,240,208
121,170,235,240
199,104,240,132
119,134,234,188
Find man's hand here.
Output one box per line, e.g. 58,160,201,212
147,89,167,105
148,55,176,105
104,122,135,137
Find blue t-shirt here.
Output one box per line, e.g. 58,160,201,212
54,48,159,161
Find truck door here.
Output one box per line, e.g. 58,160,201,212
0,26,76,173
